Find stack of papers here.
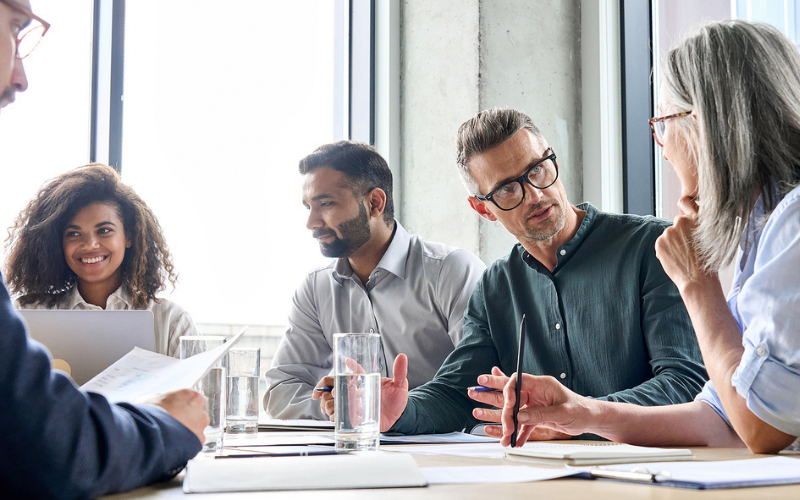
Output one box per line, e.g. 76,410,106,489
257,418,335,432
503,442,693,466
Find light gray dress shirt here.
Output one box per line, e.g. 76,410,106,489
264,222,486,419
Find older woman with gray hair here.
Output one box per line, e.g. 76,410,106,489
495,20,800,454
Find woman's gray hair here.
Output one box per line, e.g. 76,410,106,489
455,108,548,194
661,20,800,272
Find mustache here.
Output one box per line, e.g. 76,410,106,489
0,87,15,107
525,201,556,218
312,229,336,239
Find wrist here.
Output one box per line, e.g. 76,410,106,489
678,273,722,303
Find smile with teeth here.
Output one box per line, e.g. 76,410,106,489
80,255,108,264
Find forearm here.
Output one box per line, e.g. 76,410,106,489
390,384,477,434
681,280,795,453
263,377,327,420
588,400,743,448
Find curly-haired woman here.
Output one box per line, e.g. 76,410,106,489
4,163,199,357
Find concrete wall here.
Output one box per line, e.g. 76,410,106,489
399,0,583,264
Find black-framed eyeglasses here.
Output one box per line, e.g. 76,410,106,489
0,0,50,59
475,148,559,211
649,110,691,147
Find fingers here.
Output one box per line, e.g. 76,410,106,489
476,372,508,391
392,353,408,386
677,195,699,218
491,366,507,377
312,376,334,401
468,387,504,407
344,357,367,374
472,406,502,423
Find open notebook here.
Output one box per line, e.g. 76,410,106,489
503,442,693,466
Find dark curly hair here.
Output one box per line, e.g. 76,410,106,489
4,163,177,309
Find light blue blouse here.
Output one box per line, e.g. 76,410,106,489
696,184,800,449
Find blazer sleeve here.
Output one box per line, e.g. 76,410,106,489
0,281,200,500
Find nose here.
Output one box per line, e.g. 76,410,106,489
306,208,323,231
11,56,28,93
522,181,545,207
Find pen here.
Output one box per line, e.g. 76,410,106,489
468,386,501,392
314,386,333,392
511,314,526,448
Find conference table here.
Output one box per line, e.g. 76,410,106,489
102,434,800,500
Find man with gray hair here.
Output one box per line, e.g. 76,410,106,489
334,108,708,438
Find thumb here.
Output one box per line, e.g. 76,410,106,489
392,353,408,385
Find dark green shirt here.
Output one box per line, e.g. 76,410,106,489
390,203,707,434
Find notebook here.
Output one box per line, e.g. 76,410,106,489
182,451,428,493
502,442,694,466
20,309,155,385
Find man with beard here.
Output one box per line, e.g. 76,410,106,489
337,108,707,439
263,141,486,419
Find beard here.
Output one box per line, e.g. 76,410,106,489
314,203,372,258
523,201,566,241
0,87,15,109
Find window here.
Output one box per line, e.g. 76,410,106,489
0,1,93,249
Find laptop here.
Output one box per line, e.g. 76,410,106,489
19,310,156,386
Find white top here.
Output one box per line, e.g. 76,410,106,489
14,285,199,358
695,184,800,449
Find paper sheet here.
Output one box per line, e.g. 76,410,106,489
380,432,499,445
576,456,800,488
385,442,504,459
422,466,574,484
81,327,246,403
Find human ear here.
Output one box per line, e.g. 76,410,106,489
468,196,498,222
367,188,387,217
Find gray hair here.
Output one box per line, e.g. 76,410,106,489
661,20,800,272
455,108,548,194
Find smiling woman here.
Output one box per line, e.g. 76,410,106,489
3,163,200,357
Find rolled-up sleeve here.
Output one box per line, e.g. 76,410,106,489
732,192,800,437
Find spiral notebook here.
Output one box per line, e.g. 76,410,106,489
502,442,694,466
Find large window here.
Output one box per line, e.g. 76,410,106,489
121,1,335,327
0,1,94,247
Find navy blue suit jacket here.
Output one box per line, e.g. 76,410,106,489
0,280,200,499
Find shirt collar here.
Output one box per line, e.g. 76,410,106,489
63,283,132,309
331,221,409,283
520,202,597,269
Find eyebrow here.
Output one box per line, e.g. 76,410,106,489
64,221,117,230
488,150,552,193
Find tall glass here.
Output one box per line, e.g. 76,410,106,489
179,335,227,454
333,333,381,452
226,347,260,434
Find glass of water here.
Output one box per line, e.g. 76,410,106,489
226,348,260,434
179,335,227,454
333,333,381,452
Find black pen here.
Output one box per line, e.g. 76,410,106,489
510,314,526,448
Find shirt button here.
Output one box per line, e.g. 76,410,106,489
370,328,375,333
559,373,566,379
559,249,566,256
756,347,767,356
555,323,561,330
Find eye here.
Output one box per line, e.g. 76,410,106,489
495,182,516,197
320,202,333,208
64,231,79,238
98,227,112,235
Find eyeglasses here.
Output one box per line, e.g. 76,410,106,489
0,0,50,59
649,110,691,147
475,148,559,211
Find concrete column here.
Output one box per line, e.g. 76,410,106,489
399,0,582,264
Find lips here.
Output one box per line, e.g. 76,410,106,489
528,204,554,222
312,229,336,241
79,255,109,264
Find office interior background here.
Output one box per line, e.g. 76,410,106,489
1,0,797,418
